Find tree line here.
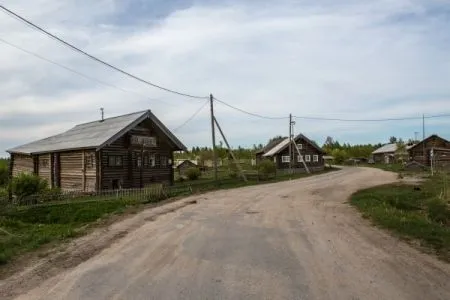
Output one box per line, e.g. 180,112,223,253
175,135,416,165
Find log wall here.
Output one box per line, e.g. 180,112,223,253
11,153,34,176
101,119,174,190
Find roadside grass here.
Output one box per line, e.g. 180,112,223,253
0,198,139,265
350,175,450,261
0,167,338,267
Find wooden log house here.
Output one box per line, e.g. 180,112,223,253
260,134,326,172
7,110,187,191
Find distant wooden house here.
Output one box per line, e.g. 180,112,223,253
408,134,450,167
7,110,186,191
175,160,198,176
372,143,415,164
260,134,325,172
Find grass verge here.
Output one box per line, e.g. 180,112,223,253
350,175,450,261
0,198,139,265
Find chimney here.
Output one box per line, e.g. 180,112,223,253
100,108,104,122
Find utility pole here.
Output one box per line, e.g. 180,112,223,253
422,114,426,165
289,114,292,174
210,94,218,181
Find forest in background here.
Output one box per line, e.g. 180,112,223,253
174,136,415,164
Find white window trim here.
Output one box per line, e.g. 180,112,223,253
313,155,319,162
281,155,290,163
305,155,311,162
296,143,303,150
297,155,304,162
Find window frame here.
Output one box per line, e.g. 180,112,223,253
297,155,304,162
305,155,311,162
108,155,123,167
40,158,49,169
281,155,290,163
296,143,303,150
313,155,319,162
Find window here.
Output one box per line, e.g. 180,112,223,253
40,159,49,168
149,154,156,167
297,155,304,162
108,155,123,167
160,155,168,168
85,154,95,168
281,155,290,163
313,155,319,162
296,144,303,150
305,155,311,162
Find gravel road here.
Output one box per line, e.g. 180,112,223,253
8,167,450,299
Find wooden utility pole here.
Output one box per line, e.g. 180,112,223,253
210,94,218,181
422,114,426,165
214,117,247,182
289,113,292,174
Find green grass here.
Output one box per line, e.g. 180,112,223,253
350,175,450,261
0,198,139,265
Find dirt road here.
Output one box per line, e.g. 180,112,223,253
6,167,450,299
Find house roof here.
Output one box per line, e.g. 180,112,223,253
372,143,396,154
7,110,186,155
255,137,286,154
408,134,450,151
262,134,325,157
372,143,416,154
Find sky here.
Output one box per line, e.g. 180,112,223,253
1,0,450,156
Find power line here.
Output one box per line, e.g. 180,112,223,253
0,5,208,100
293,113,450,122
214,95,450,122
0,36,176,106
172,100,209,132
213,96,289,120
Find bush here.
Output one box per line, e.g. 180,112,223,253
0,165,8,187
258,160,276,180
427,198,450,225
185,168,201,180
10,173,48,200
39,188,63,202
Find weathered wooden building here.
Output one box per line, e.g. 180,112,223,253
7,110,186,191
260,134,325,172
175,160,198,176
408,134,450,167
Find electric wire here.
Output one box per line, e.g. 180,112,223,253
0,5,208,100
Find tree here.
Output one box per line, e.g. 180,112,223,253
395,140,407,163
389,136,397,143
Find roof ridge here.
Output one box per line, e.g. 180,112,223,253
75,110,149,127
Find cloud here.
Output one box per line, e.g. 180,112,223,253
1,0,450,156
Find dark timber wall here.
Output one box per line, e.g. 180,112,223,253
101,119,174,190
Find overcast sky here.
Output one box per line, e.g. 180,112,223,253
1,0,450,156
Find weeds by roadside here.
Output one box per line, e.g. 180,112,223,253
350,174,450,261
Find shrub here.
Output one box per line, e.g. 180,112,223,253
258,160,276,180
427,198,450,225
10,173,48,200
185,168,201,180
229,171,238,178
0,165,8,187
39,188,63,202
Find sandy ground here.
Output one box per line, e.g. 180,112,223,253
2,167,450,300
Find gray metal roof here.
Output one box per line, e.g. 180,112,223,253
7,110,186,154
262,138,290,157
372,143,416,154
